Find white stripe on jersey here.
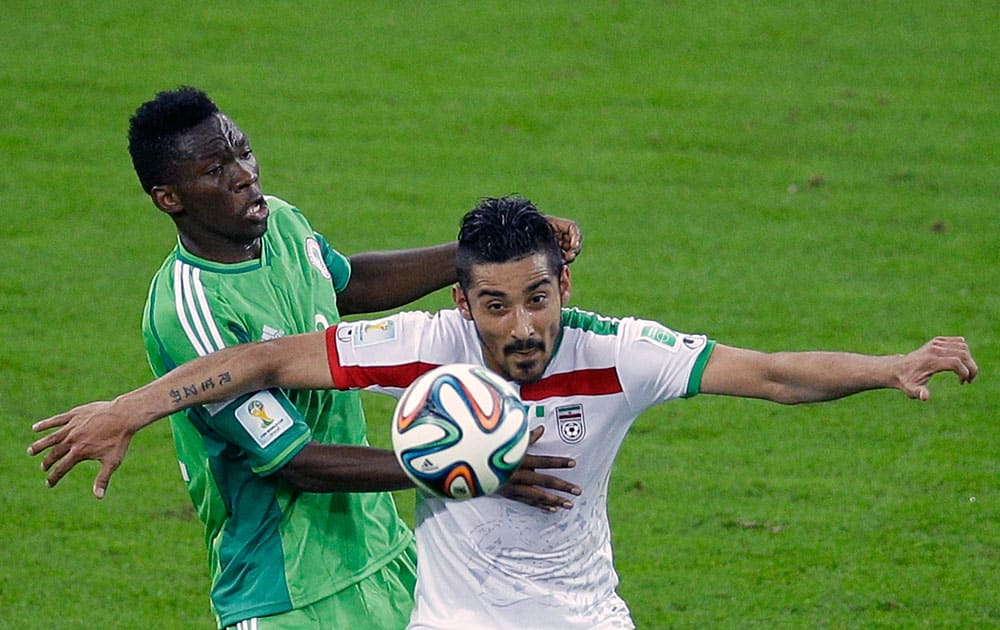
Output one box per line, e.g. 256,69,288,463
172,261,242,416
173,261,209,356
181,265,215,355
173,261,226,356
191,265,226,350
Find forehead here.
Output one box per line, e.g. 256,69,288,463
467,253,558,298
173,113,248,161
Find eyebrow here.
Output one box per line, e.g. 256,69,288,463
188,133,250,162
473,277,552,300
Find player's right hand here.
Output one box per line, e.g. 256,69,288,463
28,400,136,499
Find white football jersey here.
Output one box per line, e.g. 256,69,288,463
327,307,715,629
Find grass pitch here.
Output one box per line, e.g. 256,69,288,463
1,2,996,628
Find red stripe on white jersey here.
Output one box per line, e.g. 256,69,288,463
325,326,440,389
520,367,622,400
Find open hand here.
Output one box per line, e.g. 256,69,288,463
497,427,581,511
27,400,138,499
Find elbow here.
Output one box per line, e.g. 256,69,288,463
763,383,812,406
275,464,327,494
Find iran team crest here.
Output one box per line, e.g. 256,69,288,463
556,404,586,444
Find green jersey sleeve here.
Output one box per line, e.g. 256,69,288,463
315,231,352,293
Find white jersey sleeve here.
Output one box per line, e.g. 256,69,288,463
325,309,483,397
614,316,714,414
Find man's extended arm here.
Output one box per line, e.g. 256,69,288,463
29,331,332,496
700,336,977,403
29,331,580,507
337,215,583,315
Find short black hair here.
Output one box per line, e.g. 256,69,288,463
456,196,563,290
127,86,219,194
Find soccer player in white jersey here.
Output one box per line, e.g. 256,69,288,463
32,196,977,629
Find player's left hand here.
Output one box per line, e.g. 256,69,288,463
497,427,581,512
896,336,978,400
544,215,583,264
27,400,138,499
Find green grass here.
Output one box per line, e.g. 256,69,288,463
2,1,997,628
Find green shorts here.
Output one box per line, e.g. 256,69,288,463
226,544,417,630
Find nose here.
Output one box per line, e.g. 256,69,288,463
511,306,534,340
232,159,258,191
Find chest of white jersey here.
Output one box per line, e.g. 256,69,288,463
329,308,714,629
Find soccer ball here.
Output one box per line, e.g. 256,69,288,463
391,363,529,500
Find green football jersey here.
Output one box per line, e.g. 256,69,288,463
142,197,413,627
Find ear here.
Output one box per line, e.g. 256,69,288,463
150,185,183,216
452,284,474,320
559,265,572,304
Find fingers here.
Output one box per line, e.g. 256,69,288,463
930,336,978,383
27,425,67,457
43,443,85,488
927,336,978,383
27,413,75,456
902,336,979,399
498,482,576,512
512,469,581,497
499,441,582,511
545,215,583,264
559,229,583,264
903,384,931,401
31,412,72,434
93,459,122,500
521,453,576,470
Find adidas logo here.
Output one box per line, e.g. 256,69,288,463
261,325,285,341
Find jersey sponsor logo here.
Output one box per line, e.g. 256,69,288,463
639,325,679,351
235,391,294,448
305,237,332,280
355,318,397,346
556,404,586,444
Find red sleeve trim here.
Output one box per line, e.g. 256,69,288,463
324,326,439,390
325,326,346,387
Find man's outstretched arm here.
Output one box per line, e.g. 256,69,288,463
700,336,977,403
29,331,331,497
28,330,582,510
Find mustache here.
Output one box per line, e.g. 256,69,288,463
504,339,545,355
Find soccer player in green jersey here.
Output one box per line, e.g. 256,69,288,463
32,88,582,629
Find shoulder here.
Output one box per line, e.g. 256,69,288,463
264,195,313,229
561,307,623,337
262,196,324,252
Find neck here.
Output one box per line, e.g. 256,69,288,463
179,233,262,263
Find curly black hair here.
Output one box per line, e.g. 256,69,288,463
127,86,219,194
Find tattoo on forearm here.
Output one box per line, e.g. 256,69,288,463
169,372,234,406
